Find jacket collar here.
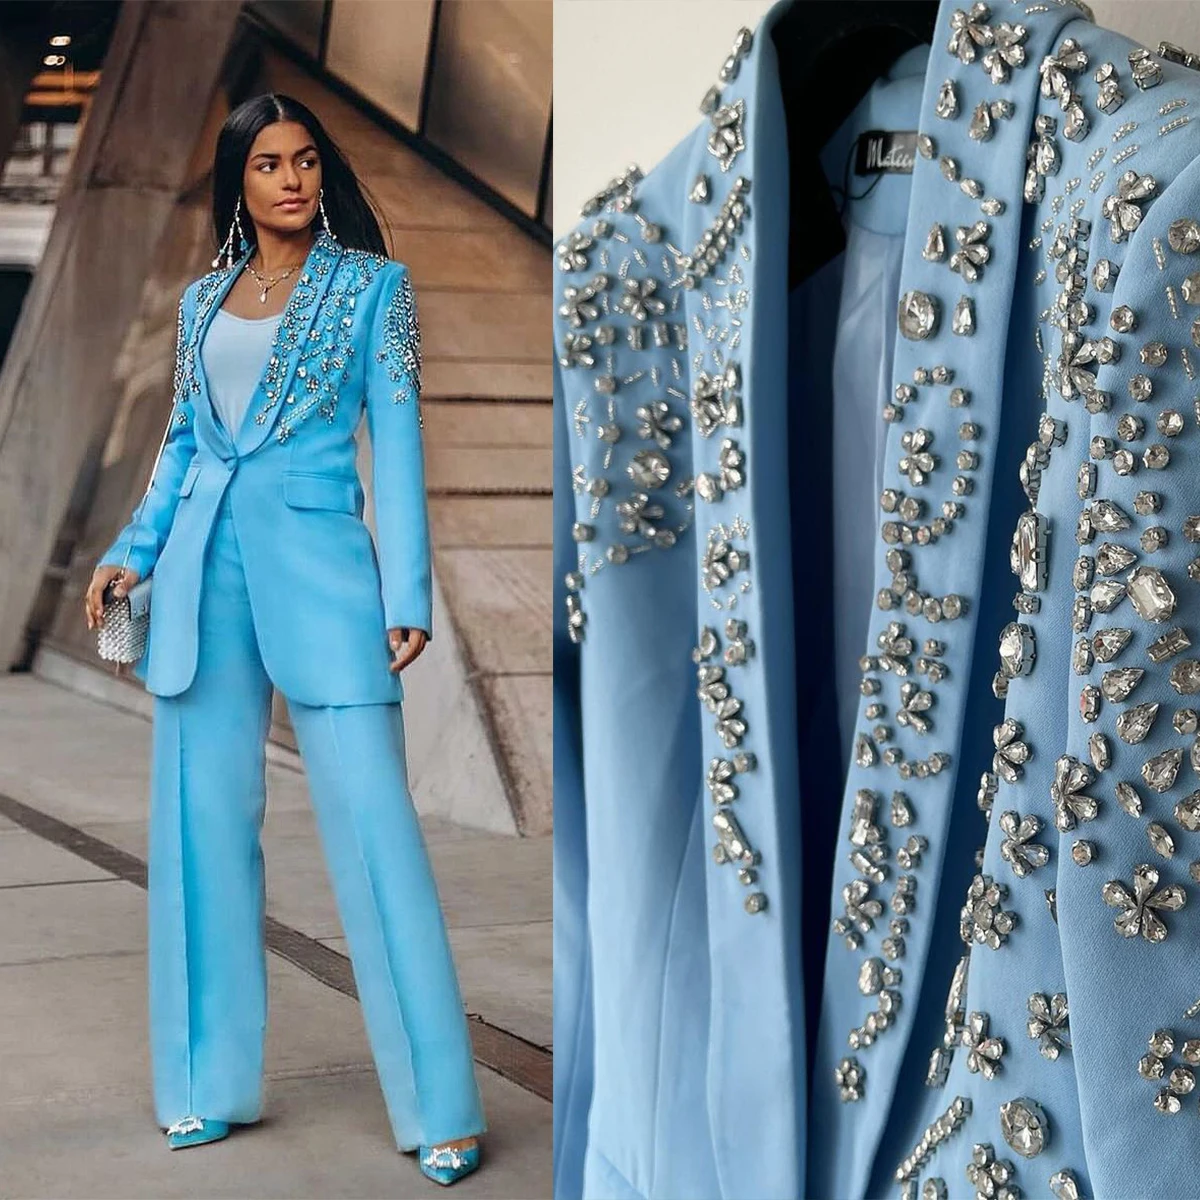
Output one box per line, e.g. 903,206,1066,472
666,0,1092,1194
769,1,1088,1195
188,230,343,457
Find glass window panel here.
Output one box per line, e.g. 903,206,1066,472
248,0,327,58
424,0,551,217
324,0,435,131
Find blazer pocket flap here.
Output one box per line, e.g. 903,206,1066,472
283,472,357,514
179,461,200,497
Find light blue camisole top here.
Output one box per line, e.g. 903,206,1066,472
199,308,282,440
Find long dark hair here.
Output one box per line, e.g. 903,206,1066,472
211,93,388,258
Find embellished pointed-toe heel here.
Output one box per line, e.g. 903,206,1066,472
417,1138,481,1185
165,1115,230,1150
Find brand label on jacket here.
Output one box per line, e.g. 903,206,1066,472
854,130,917,176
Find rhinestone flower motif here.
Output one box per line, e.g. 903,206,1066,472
1040,38,1088,104
1102,864,1187,942
615,276,667,322
992,720,1031,784
999,811,1050,877
966,1142,1019,1200
1057,331,1104,403
707,98,745,172
690,363,741,437
835,1056,865,1102
635,399,683,449
1101,170,1157,243
697,439,746,503
559,331,595,370
1027,992,1071,1060
983,22,1028,84
1138,1028,1200,1113
558,274,608,326
833,878,885,948
948,4,994,64
961,874,1017,950
1039,38,1089,138
1050,755,1100,831
713,695,747,749
717,438,745,492
899,427,937,485
876,620,915,671
701,532,748,592
616,493,675,547
557,229,594,273
897,681,935,735
706,756,740,805
962,1012,1006,1079
949,222,992,282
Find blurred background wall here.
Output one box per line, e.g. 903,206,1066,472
0,0,553,837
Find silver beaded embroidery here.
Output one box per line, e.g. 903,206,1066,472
1102,864,1187,941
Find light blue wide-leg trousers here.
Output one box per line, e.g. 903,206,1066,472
147,493,486,1149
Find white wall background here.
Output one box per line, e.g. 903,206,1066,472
553,0,1200,238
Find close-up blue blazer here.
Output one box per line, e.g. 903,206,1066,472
554,0,1200,1197
99,231,430,706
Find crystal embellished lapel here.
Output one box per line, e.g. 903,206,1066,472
182,244,253,453
184,231,343,456
237,231,343,455
810,3,1092,1197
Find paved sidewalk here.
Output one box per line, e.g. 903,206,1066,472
0,674,551,1199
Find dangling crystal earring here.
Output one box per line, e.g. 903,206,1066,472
212,196,246,270
318,188,335,240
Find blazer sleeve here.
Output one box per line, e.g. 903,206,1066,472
97,287,197,580
364,260,432,639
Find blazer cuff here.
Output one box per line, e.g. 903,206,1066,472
383,599,433,641
97,536,156,581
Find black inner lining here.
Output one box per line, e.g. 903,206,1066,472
769,0,937,1091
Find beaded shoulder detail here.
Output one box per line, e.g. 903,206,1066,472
372,261,422,407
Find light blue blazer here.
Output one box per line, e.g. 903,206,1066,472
555,1,1200,1197
99,231,430,706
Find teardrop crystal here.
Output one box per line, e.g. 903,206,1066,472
1092,627,1132,661
1096,542,1138,574
1091,500,1132,532
1116,781,1143,816
1116,701,1159,744
1143,747,1184,793
1102,667,1144,701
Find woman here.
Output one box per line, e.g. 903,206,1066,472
82,93,485,1186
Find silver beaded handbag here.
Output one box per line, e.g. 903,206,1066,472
97,403,179,665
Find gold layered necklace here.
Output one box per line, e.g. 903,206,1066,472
245,256,307,304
